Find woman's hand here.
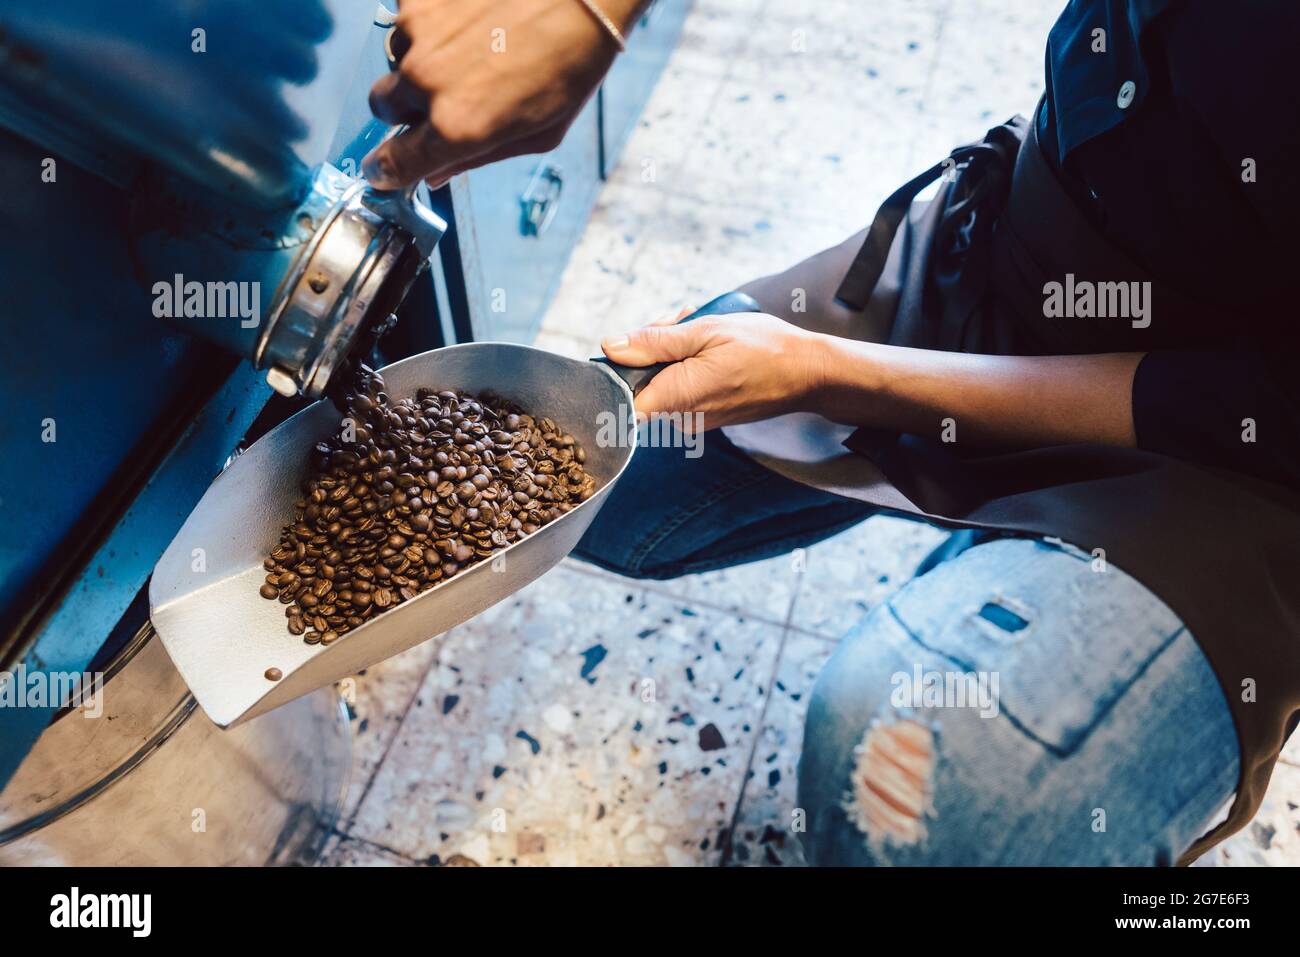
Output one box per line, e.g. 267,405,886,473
600,313,827,429
364,0,643,189
602,309,1142,448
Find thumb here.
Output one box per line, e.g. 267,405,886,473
601,321,711,367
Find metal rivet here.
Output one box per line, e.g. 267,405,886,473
266,367,298,397
1117,80,1136,109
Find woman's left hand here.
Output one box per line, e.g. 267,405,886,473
600,312,826,429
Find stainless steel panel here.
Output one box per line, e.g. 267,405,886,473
463,100,602,343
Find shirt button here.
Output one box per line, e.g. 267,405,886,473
1117,80,1136,109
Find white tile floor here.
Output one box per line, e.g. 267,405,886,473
323,0,1300,867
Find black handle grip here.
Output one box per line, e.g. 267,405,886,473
591,291,762,396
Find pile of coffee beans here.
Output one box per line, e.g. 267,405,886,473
259,365,597,645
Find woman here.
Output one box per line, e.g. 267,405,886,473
368,0,1300,864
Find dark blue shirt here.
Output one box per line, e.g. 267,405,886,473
1041,0,1300,486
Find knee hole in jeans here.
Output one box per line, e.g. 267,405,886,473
843,717,936,848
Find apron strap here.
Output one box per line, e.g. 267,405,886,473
833,152,960,311
834,122,1027,312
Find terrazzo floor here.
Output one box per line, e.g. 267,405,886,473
321,0,1300,867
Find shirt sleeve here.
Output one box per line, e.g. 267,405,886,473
1130,4,1300,487
1132,346,1300,487
1163,2,1300,237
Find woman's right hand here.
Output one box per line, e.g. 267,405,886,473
364,0,642,189
600,312,829,429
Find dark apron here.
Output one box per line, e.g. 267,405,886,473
725,101,1300,864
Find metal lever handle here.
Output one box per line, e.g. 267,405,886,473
362,181,445,257
360,123,447,257
364,14,447,255
591,291,763,396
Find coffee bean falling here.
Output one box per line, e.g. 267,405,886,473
259,365,597,644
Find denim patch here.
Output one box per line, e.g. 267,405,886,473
887,539,1185,756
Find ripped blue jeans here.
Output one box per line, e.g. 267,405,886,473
574,431,1240,865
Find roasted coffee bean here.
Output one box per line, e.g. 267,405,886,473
262,378,596,642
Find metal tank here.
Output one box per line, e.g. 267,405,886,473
0,0,420,863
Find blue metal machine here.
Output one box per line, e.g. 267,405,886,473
0,0,458,786
0,0,688,793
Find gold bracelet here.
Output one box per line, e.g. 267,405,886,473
574,0,627,51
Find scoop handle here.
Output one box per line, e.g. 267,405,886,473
591,291,762,395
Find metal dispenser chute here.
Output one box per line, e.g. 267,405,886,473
139,159,446,401
1,0,445,402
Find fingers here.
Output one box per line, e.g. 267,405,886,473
362,121,460,189
362,0,616,188
363,107,572,189
634,365,703,422
418,121,571,189
600,320,712,367
368,71,428,126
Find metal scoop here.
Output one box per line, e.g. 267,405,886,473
149,293,760,727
